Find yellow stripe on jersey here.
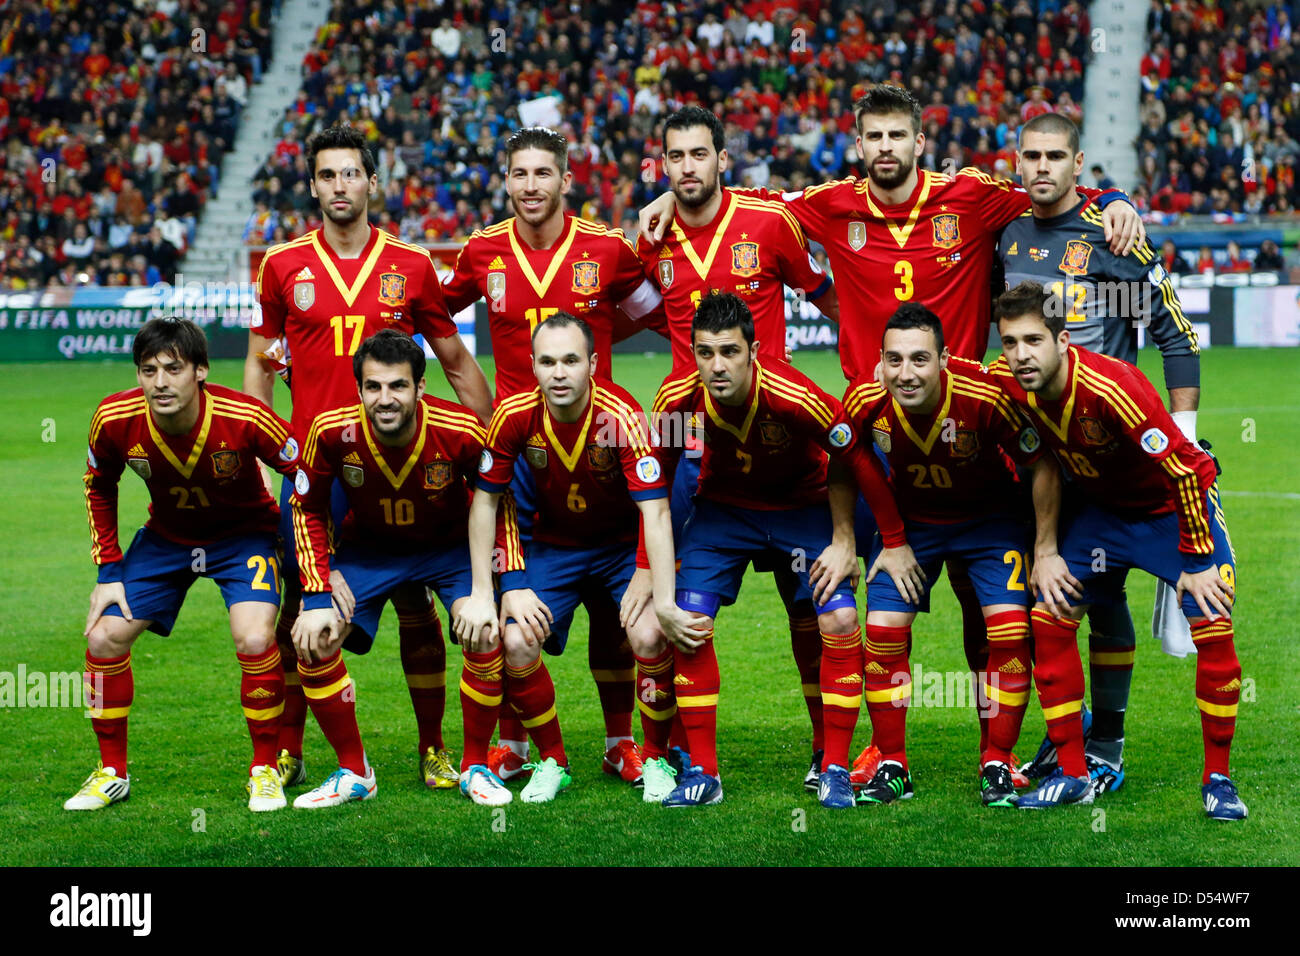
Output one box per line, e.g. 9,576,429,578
290,499,328,594
501,491,524,573
951,379,1022,426
843,381,887,419
731,195,807,248
83,473,106,565
1155,274,1199,353
1160,456,1213,553
652,372,702,416
257,234,316,293
487,390,542,446
761,370,834,427
209,401,289,445
303,407,362,466
593,394,652,458
90,397,149,444
1076,365,1145,428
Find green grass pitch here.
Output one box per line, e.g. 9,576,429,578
1,346,1296,866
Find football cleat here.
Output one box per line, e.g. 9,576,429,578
292,766,377,809
641,756,678,803
487,743,531,781
1085,754,1125,797
979,762,1019,808
850,744,883,789
803,749,824,793
1202,774,1248,821
817,764,855,809
856,760,914,805
277,748,307,787
602,739,645,787
459,764,512,806
1008,752,1031,789
666,745,691,777
1016,767,1094,809
519,757,572,803
421,746,459,789
662,767,723,808
1019,705,1092,781
64,765,130,811
247,764,287,812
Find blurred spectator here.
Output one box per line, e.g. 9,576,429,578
1222,239,1252,272
1254,237,1286,272
1159,238,1188,275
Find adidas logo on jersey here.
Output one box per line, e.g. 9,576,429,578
834,674,862,685
488,255,506,270
1216,678,1242,693
246,687,274,699
872,417,890,433
999,658,1027,674
527,433,547,447
673,674,693,686
127,443,147,458
864,662,887,675
1006,241,1018,256
343,451,363,466
294,266,315,280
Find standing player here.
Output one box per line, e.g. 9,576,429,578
1001,112,1202,794
442,126,669,788
291,330,512,807
642,105,842,792
68,318,297,812
991,283,1245,820
641,86,1145,784
651,292,923,808
842,305,1046,807
461,313,709,803
246,124,493,792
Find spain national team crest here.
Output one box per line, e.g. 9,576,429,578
487,272,506,301
1078,417,1112,446
950,430,979,458
1060,239,1093,276
525,446,548,469
379,273,407,307
758,420,790,446
571,260,601,294
586,444,616,471
730,241,760,277
423,460,452,490
848,221,867,252
211,450,240,478
932,214,961,249
657,258,674,289
293,282,314,310
342,464,364,487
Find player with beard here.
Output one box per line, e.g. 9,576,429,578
247,124,493,796
640,86,1147,788
638,106,844,794
443,127,670,788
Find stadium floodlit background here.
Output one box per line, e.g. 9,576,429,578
0,0,1296,865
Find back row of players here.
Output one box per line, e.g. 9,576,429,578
67,86,1246,818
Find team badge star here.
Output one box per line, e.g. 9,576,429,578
940,205,948,211
740,232,748,239
220,440,228,448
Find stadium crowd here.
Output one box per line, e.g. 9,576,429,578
0,0,273,290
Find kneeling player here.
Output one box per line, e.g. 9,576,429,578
68,318,298,812
651,292,923,808
843,305,1043,806
462,314,708,803
992,282,1246,819
292,330,513,807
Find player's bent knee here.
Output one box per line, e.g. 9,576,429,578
389,581,430,611
86,617,145,658
625,617,666,658
816,604,859,636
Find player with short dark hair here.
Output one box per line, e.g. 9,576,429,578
291,330,511,807
650,293,923,808
460,313,708,803
843,304,1047,807
991,283,1246,820
68,318,299,813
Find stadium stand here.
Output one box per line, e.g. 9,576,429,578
0,0,273,290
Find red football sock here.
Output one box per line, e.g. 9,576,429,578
298,651,367,776
981,611,1032,766
460,647,504,770
1029,609,1087,777
1191,618,1240,783
669,713,689,751
85,651,132,774
863,624,911,770
275,613,307,757
819,628,864,770
790,612,825,752
587,599,635,740
634,649,676,758
397,600,447,753
236,645,285,771
498,713,527,749
672,627,719,775
505,658,566,765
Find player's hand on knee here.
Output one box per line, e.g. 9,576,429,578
1031,551,1082,619
453,592,499,650
1101,200,1145,257
292,607,340,665
1177,567,1233,622
638,192,676,244
329,570,356,622
867,545,926,606
655,602,710,654
85,582,132,637
501,589,552,645
619,568,654,629
810,540,858,604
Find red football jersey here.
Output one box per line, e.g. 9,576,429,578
638,188,831,370
989,346,1219,558
292,395,490,595
843,360,1039,524
442,214,664,403
254,226,458,435
756,171,1107,377
477,379,666,547
85,384,296,568
651,359,905,546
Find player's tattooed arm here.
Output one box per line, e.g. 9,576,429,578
810,463,861,603
456,489,504,649
1028,456,1082,618
638,191,677,245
